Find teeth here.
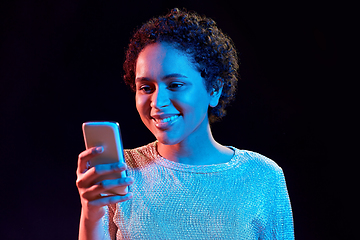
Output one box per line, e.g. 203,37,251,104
155,115,180,123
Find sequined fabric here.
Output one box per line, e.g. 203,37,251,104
102,142,294,239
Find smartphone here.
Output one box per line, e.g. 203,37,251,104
82,121,128,196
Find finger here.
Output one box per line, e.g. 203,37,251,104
89,192,133,207
77,146,104,174
82,177,134,200
76,162,128,189
101,176,134,189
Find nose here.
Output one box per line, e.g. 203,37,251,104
150,87,170,109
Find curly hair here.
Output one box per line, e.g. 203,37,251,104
123,8,239,123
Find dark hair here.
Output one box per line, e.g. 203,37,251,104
123,8,239,123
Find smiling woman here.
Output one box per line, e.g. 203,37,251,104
124,8,239,124
134,42,223,150
76,8,294,240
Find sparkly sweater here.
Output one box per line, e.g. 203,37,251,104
102,142,294,239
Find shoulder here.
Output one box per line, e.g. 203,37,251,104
232,147,284,178
124,142,157,168
231,148,289,199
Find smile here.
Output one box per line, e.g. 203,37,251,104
153,115,180,123
152,114,181,129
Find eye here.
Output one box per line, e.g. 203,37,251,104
168,82,184,90
138,85,153,94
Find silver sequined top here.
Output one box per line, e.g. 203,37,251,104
102,142,294,239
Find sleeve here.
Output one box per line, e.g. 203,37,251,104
263,169,295,240
101,204,118,240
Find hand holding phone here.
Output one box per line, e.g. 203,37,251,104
82,121,129,196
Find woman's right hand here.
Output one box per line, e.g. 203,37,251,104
76,146,134,222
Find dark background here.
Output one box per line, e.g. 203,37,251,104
0,0,349,239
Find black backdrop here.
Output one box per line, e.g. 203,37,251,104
0,0,348,239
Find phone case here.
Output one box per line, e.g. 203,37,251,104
82,121,128,196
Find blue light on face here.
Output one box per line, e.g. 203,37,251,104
134,42,219,146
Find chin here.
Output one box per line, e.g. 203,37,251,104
156,136,179,146
155,132,184,146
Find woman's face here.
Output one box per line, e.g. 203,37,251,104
135,42,220,145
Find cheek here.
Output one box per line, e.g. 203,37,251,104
174,92,209,118
135,94,150,117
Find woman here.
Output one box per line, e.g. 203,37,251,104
76,8,294,239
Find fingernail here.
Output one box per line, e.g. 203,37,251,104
95,146,104,153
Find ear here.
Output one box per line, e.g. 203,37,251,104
209,80,224,108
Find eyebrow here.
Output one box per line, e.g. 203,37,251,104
135,73,188,83
163,73,188,79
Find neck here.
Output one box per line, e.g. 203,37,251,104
157,121,233,165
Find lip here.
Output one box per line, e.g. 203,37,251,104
151,113,181,130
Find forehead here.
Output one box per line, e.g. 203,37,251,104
135,42,198,78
